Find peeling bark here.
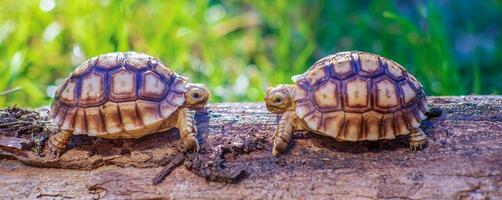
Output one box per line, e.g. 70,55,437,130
0,96,501,199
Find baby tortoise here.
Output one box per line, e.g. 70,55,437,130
265,51,433,156
48,52,209,157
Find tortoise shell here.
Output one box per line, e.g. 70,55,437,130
293,51,429,141
49,52,188,139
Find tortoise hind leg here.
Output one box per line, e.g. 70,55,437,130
408,128,427,151
272,111,295,156
47,130,73,158
176,108,200,152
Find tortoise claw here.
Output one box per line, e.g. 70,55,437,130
193,141,200,152
409,141,425,151
47,145,64,159
272,144,286,156
272,147,280,157
182,135,200,153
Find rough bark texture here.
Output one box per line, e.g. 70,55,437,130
0,96,501,200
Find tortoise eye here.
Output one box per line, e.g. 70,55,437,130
274,97,282,103
192,92,201,99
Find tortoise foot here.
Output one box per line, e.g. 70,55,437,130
408,128,427,151
46,130,72,158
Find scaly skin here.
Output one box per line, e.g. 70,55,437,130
176,107,200,152
272,111,295,156
47,130,73,158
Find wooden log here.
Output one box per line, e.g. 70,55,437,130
0,96,501,199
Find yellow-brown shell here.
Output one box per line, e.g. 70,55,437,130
293,51,429,141
49,52,187,138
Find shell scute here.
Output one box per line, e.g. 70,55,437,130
296,101,315,119
61,107,77,130
139,71,167,100
362,111,383,141
385,60,405,80
110,68,137,101
136,100,162,127
96,52,122,69
294,84,308,101
171,77,188,93
118,101,143,132
319,111,344,138
403,107,421,129
381,113,396,139
399,80,418,106
85,107,106,136
313,79,341,111
154,63,175,80
53,104,67,125
73,58,96,77
49,101,61,119
165,77,187,107
340,113,362,141
393,110,409,135
358,53,384,78
125,52,150,69
73,108,86,134
160,99,178,118
166,92,185,107
54,78,70,99
305,64,328,86
100,102,123,135
373,76,400,112
304,110,322,130
343,76,371,112
79,71,106,106
329,54,356,79
408,74,422,91
418,95,430,113
59,79,78,105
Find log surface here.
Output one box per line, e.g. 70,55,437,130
1,96,501,199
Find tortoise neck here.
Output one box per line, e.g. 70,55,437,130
283,84,297,112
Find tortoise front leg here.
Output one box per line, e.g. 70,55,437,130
176,108,200,152
408,128,427,151
47,130,73,157
272,111,295,156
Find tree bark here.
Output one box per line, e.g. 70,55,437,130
0,96,501,199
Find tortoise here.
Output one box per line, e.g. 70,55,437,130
264,51,433,156
48,52,210,156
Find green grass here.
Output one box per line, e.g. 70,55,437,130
0,0,501,107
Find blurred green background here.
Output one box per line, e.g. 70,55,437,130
0,0,501,107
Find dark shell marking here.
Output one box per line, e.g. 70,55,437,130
294,51,429,141
49,52,187,138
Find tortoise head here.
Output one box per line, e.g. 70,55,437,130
184,83,210,109
264,84,295,114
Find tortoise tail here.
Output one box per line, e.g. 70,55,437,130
425,107,442,119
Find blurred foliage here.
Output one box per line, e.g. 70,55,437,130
0,0,501,107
